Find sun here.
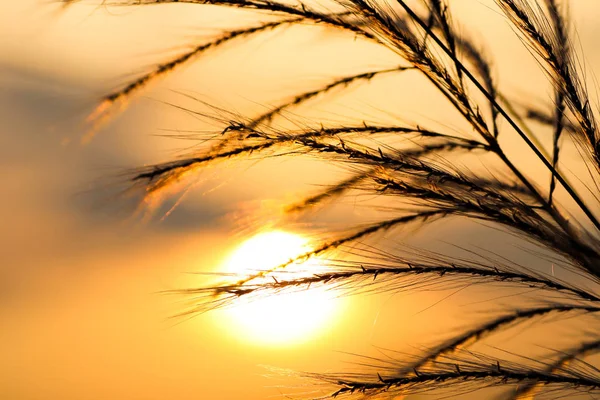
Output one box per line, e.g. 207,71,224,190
222,231,339,346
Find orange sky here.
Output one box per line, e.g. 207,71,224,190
3,1,600,399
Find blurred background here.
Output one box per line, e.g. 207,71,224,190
2,1,600,399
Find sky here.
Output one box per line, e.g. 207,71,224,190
3,1,600,399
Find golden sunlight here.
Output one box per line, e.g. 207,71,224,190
223,231,338,346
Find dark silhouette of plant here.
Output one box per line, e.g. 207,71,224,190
63,0,600,398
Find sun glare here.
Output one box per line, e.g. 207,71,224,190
222,231,338,346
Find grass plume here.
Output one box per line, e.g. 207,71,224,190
65,0,600,398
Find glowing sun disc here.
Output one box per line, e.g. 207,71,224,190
223,231,338,346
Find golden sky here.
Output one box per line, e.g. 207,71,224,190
3,1,600,399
